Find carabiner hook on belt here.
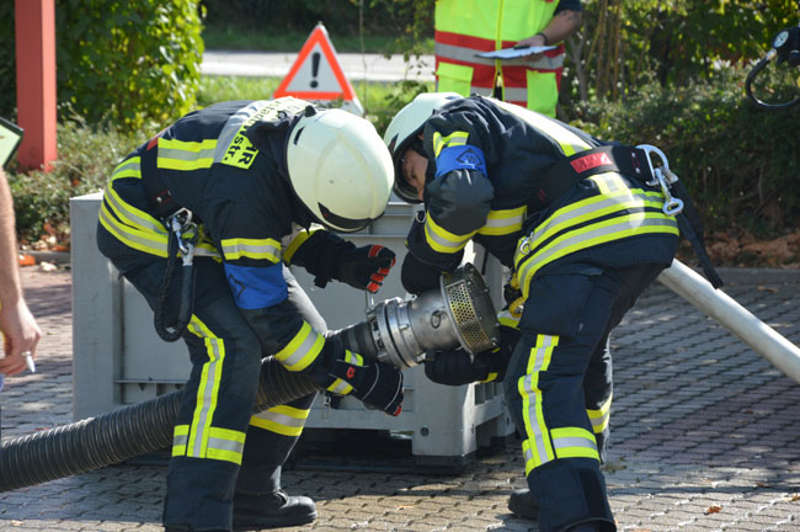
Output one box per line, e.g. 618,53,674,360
636,144,684,216
168,208,199,266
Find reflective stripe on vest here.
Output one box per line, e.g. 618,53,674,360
434,0,563,110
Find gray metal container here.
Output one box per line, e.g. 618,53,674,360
70,192,513,464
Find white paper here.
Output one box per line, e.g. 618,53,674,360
477,45,557,60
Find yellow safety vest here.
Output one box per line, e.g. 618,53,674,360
434,0,564,116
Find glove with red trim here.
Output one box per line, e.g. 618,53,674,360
335,244,396,293
328,356,404,416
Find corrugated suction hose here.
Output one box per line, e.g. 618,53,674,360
0,357,317,492
0,264,499,492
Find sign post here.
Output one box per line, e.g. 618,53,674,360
15,0,57,171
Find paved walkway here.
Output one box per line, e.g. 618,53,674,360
1,265,800,531
201,50,436,83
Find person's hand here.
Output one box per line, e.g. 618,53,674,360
0,299,42,376
328,355,404,416
424,348,490,386
336,244,396,293
424,325,520,386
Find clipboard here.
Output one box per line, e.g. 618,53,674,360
0,117,23,168
476,45,557,60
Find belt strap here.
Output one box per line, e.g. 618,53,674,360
535,144,654,206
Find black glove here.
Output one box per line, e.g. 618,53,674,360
424,325,521,386
328,356,404,416
401,252,443,295
424,349,491,386
336,244,396,293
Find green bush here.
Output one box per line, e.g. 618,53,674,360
1,2,204,130
568,67,800,238
56,0,205,132
8,114,143,245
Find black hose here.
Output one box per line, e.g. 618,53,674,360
745,56,800,110
0,355,320,492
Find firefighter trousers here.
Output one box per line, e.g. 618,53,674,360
98,224,322,530
503,262,666,532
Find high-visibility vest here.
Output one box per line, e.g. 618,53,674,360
434,0,565,116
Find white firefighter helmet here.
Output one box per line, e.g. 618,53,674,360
382,92,462,203
286,107,394,232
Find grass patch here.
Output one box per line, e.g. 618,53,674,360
202,24,434,55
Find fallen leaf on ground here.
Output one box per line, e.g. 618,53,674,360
704,505,722,515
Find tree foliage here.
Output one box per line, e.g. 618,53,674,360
565,0,798,103
55,0,204,131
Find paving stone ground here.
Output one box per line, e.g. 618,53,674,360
1,265,799,531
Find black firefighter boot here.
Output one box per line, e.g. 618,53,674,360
507,487,539,520
233,466,317,530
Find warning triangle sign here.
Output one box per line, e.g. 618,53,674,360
273,23,364,115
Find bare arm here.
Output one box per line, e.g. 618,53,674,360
0,168,41,375
517,9,583,48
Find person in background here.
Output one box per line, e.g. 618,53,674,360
97,98,403,531
0,167,42,382
434,0,583,116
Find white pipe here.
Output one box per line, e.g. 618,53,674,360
657,259,800,384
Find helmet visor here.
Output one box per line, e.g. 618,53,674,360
318,203,380,232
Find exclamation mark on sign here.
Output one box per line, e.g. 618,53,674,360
310,52,320,88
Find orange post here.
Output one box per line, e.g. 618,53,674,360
15,0,57,171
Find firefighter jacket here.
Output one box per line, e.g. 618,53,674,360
434,0,582,115
98,98,359,378
406,95,680,302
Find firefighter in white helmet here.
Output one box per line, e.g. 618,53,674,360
97,98,403,531
383,92,718,532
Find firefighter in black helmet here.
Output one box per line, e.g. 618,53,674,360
97,98,403,531
383,92,699,532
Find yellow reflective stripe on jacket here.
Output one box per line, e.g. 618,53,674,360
250,404,311,437
206,426,246,464
99,200,169,257
425,213,476,254
274,321,325,372
172,424,189,456
516,212,679,300
221,237,281,263
157,138,217,171
517,182,669,254
519,334,558,475
477,206,526,236
111,156,141,179
327,350,364,395
432,130,469,157
551,426,599,461
514,181,679,299
282,228,322,265
588,392,613,434
178,316,226,461
100,189,219,259
493,99,592,156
